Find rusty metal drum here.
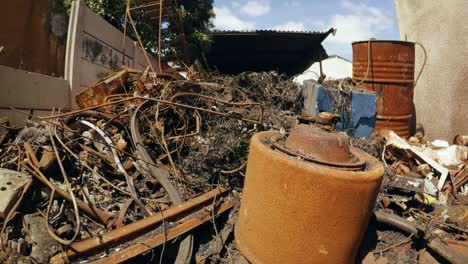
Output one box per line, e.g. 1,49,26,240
235,125,384,264
352,40,415,138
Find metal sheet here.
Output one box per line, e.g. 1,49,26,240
0,0,67,77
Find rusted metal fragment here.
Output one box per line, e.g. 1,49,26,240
39,146,56,170
24,142,40,169
0,1,67,76
50,187,229,262
91,197,237,264
427,238,468,264
418,249,441,264
275,124,366,170
134,66,149,93
386,174,425,194
115,199,133,228
444,164,468,193
285,124,355,164
75,69,129,109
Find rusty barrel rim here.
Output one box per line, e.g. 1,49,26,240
352,40,415,44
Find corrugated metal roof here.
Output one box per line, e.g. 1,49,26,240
212,28,334,35
206,28,334,75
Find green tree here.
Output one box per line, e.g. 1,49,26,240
63,0,214,64
174,0,214,62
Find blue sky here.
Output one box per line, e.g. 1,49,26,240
212,0,400,59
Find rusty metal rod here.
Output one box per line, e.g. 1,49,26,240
23,164,114,225
50,187,229,262
23,142,39,168
91,197,236,264
126,8,156,73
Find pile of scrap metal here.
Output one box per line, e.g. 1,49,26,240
360,129,468,263
0,66,466,263
0,68,302,263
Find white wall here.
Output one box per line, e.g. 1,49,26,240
394,0,468,140
65,0,158,109
294,55,352,85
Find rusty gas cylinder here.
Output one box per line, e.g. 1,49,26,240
235,125,384,264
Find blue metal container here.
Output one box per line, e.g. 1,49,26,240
315,84,377,138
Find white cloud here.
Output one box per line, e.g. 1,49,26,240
213,6,256,30
327,0,392,44
240,1,271,17
273,21,305,31
323,0,393,57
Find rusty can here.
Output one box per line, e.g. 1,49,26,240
352,40,415,138
235,125,384,264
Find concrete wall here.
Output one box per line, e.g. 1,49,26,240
0,65,70,127
394,0,468,140
0,0,68,77
66,0,158,109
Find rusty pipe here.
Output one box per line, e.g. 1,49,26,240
91,197,237,264
374,211,423,239
50,187,228,262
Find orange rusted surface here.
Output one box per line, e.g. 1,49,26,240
285,125,356,165
236,127,384,264
376,114,412,139
0,0,67,77
352,40,415,138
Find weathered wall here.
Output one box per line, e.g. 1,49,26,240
0,65,70,127
0,0,68,77
66,0,158,109
394,0,468,140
